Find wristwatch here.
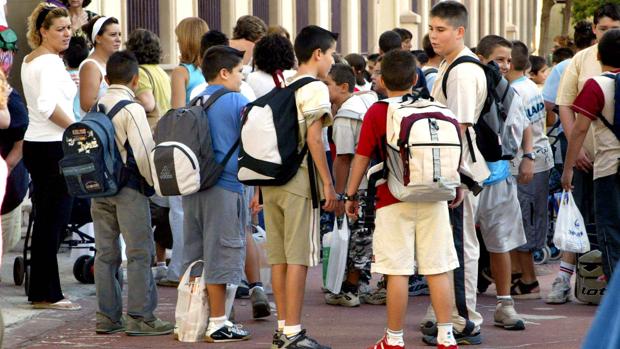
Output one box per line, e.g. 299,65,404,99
344,193,359,201
523,152,536,161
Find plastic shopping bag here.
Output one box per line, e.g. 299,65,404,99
325,217,350,294
175,260,209,342
322,231,332,287
252,225,273,294
553,191,590,253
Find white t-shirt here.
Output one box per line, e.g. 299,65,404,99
246,69,296,99
509,76,554,175
189,81,257,103
21,54,77,142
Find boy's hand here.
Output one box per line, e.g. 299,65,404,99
575,148,593,173
250,190,262,215
518,157,534,184
322,185,338,212
345,199,359,220
448,186,464,209
561,167,574,192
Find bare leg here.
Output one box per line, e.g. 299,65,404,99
426,273,453,323
517,251,537,284
284,265,307,326
206,284,227,317
385,275,408,330
490,252,512,296
244,233,261,284
271,264,287,321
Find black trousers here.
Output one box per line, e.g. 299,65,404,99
23,141,73,303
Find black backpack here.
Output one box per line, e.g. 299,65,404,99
442,56,520,162
599,73,620,141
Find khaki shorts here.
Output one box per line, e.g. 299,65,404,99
372,201,459,276
262,187,320,267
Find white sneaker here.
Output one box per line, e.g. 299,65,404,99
494,298,525,330
151,265,168,281
545,276,571,304
325,291,360,307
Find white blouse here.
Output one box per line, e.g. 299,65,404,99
21,54,77,142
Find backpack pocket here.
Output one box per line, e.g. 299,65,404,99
59,154,114,197
151,142,201,196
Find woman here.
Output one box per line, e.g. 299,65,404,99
125,28,171,131
21,3,79,310
62,0,97,34
246,33,296,98
170,17,208,108
78,16,120,115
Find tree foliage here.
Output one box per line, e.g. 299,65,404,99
573,0,620,22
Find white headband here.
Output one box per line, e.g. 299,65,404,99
91,16,110,44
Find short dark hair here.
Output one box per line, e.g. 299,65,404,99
552,47,574,64
381,49,417,91
476,35,512,59
511,40,529,71
82,16,119,46
232,15,267,42
294,25,338,64
106,51,139,85
573,21,596,50
422,34,436,59
254,33,295,74
329,63,356,93
379,30,402,53
62,0,92,8
63,35,89,68
367,53,380,63
594,3,620,25
430,0,468,29
201,45,244,82
598,28,620,68
344,53,367,85
411,50,429,65
392,27,412,40
529,55,547,74
126,29,162,64
200,30,229,60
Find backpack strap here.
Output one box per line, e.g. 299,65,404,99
441,55,487,99
106,100,135,119
220,139,240,168
189,88,232,109
598,74,620,141
286,77,317,91
423,67,438,77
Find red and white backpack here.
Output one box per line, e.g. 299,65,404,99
380,95,462,202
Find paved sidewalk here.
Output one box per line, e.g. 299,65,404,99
1,246,596,349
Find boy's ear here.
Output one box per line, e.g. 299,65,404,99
456,26,466,40
341,82,350,93
219,67,230,80
412,74,418,87
313,47,322,61
130,73,139,87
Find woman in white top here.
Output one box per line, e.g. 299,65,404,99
78,16,120,115
246,33,296,98
21,3,80,311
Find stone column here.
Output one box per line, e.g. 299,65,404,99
269,0,295,39
221,0,250,37
341,0,361,55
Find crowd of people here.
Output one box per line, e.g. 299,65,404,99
1,0,619,348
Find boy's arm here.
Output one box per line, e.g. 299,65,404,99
518,125,534,184
307,118,337,212
124,105,156,185
344,154,371,220
333,154,352,216
562,115,592,191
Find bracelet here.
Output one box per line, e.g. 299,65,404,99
344,193,359,201
336,193,345,201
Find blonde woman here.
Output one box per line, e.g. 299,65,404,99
21,3,79,310
170,17,208,108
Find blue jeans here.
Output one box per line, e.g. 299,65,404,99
594,174,620,279
91,187,158,322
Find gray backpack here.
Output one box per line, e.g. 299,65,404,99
150,89,237,196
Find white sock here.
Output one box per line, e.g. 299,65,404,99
206,315,227,335
437,323,457,346
497,295,512,303
249,285,264,296
277,320,285,331
284,324,302,338
559,261,575,282
386,328,404,346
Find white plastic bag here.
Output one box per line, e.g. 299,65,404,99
252,225,273,294
175,260,209,342
325,217,350,294
553,191,590,253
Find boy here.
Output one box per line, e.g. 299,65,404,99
507,41,554,300
474,35,532,331
422,1,490,344
183,46,251,342
562,28,620,281
345,49,458,349
528,55,549,88
323,63,377,307
91,51,173,336
261,25,338,349
393,27,413,51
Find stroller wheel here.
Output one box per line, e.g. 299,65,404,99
73,255,91,283
24,265,31,297
549,244,562,261
82,256,95,284
533,247,550,265
13,256,25,286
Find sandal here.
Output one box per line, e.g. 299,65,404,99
511,279,541,300
32,299,82,311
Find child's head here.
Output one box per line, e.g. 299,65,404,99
371,56,385,96
253,33,295,75
428,0,468,58
344,53,367,86
593,3,620,41
126,28,162,65
294,25,338,78
63,35,89,69
422,34,437,60
378,30,402,54
598,29,620,69
201,45,244,91
411,50,429,65
232,15,267,43
379,49,417,93
552,47,574,65
393,27,413,51
573,21,596,51
509,40,529,73
325,63,355,105
528,55,549,84
175,17,209,66
366,53,380,73
200,30,229,61
476,35,512,75
105,51,139,89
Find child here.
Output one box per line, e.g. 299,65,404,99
422,1,490,345
259,25,338,349
63,35,89,120
323,63,377,307
181,45,251,342
345,49,459,349
91,51,173,336
562,28,620,283
528,55,549,88
507,41,555,300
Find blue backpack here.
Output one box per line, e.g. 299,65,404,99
599,73,620,141
59,100,141,198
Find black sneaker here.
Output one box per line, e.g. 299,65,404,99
422,330,482,346
477,267,493,294
205,321,251,343
271,330,283,349
279,329,330,349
